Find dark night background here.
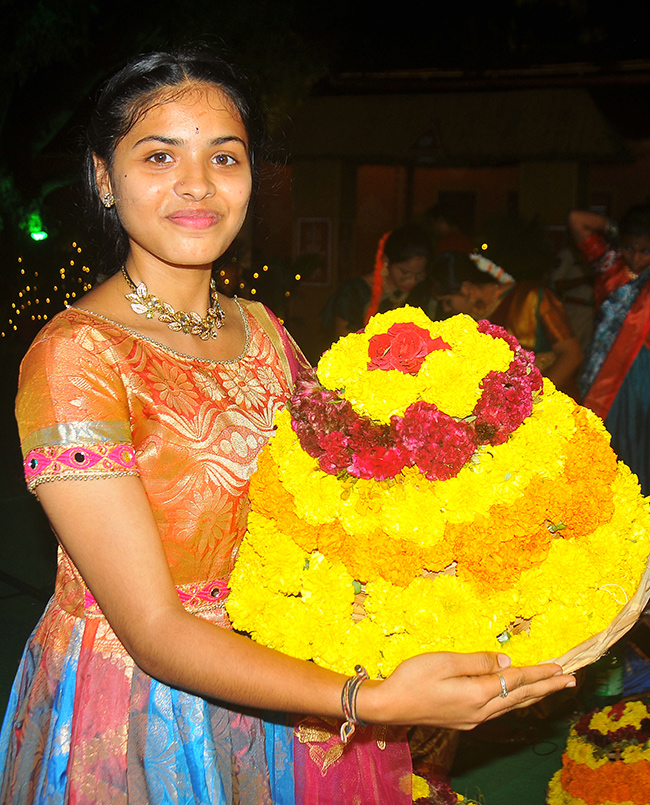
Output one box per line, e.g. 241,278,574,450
2,0,649,269
0,0,649,489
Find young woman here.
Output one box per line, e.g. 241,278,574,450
569,206,650,495
433,251,583,397
321,225,436,339
0,49,574,803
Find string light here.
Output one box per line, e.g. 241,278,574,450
3,240,94,338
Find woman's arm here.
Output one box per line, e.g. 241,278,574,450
568,210,609,244
36,475,574,729
545,335,583,393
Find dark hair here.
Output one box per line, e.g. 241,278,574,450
431,251,498,295
620,204,650,240
383,225,432,266
83,46,265,272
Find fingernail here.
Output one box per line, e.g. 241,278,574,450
565,677,576,688
498,653,512,669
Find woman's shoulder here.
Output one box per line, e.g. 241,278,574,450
20,307,136,388
237,298,311,380
29,306,125,348
237,298,293,339
236,297,267,315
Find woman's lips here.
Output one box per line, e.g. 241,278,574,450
167,209,221,230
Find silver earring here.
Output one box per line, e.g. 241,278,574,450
102,192,115,209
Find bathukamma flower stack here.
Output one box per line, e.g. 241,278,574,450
547,701,650,805
227,307,650,677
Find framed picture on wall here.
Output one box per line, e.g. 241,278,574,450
295,217,332,286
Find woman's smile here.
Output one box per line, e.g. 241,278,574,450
166,208,222,229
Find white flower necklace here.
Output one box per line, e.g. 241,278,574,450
121,266,226,340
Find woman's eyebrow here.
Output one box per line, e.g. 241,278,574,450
210,136,247,148
133,135,183,147
132,134,247,148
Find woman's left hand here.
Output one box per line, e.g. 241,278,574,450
356,650,575,730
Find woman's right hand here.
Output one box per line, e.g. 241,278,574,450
358,650,575,730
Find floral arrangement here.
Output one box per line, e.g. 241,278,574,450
226,307,650,677
547,700,650,805
412,773,476,804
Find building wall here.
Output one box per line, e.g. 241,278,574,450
250,140,650,358
589,140,650,218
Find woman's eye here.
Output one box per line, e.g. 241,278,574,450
147,152,172,164
213,153,237,166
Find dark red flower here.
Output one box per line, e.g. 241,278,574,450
392,402,477,481
350,444,411,480
368,322,449,375
316,431,351,474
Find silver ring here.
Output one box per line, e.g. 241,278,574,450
497,673,508,698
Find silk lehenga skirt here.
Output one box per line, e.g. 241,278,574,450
0,594,412,804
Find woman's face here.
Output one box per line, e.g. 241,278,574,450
620,235,650,276
436,282,478,316
96,83,252,270
386,256,428,293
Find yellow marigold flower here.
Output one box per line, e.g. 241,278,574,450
317,309,512,422
226,309,650,676
566,733,608,768
622,744,647,763
589,700,650,734
411,774,431,800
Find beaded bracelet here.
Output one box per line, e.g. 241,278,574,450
340,664,370,744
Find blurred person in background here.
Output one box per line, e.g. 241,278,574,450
433,251,583,397
321,225,437,340
569,205,650,494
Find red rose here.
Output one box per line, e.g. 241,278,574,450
367,322,449,375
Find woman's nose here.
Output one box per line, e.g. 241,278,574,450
175,162,215,200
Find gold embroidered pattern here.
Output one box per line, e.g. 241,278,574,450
294,717,389,777
295,717,345,776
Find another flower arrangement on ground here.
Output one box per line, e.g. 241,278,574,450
227,307,650,677
547,700,650,805
412,772,477,804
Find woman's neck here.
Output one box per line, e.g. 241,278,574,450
124,256,214,314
